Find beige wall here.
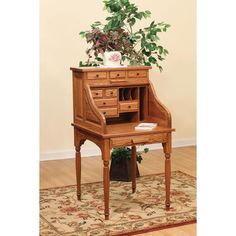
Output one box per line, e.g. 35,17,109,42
40,0,196,153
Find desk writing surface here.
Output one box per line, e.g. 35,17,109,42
106,122,174,137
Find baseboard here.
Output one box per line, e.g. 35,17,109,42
40,138,196,161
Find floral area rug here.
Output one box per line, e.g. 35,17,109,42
40,171,196,236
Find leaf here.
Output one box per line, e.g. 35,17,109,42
148,56,157,63
121,0,130,6
157,46,163,54
150,21,155,28
144,148,149,153
79,31,86,38
158,65,163,72
163,49,169,55
144,62,151,66
96,57,103,61
142,49,151,56
145,10,151,15
135,12,143,20
129,18,136,26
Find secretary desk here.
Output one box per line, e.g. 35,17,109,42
70,66,175,220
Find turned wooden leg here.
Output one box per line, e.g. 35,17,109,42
75,146,81,200
131,146,137,193
163,134,172,210
103,160,110,220
165,153,171,210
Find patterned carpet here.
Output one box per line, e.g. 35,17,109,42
40,171,196,236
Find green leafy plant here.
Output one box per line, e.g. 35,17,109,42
79,0,170,71
111,147,149,164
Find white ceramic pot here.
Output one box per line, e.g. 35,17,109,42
103,51,121,67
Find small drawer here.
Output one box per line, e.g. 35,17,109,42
100,108,118,117
105,89,118,97
91,89,103,98
110,71,126,79
119,101,139,112
111,134,166,147
87,72,107,80
94,98,117,107
128,70,147,78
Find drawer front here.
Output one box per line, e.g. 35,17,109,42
109,71,126,79
100,108,118,117
111,134,167,147
119,101,139,112
105,89,118,97
94,98,117,107
128,70,147,78
91,89,103,98
87,72,107,80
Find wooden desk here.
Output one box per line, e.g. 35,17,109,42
70,66,175,220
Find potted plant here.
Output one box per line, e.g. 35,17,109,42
79,0,170,71
110,147,149,181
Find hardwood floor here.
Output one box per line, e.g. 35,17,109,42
40,146,196,236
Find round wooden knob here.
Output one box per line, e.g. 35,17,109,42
96,74,99,78
110,92,113,95
128,105,131,108
103,112,106,114
117,74,120,76
137,73,139,76
95,93,98,95
103,102,106,105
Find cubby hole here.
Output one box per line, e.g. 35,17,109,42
106,112,139,125
119,87,139,101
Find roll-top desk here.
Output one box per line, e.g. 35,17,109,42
70,66,175,220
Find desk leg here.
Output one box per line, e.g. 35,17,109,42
103,160,110,220
131,146,137,193
165,153,171,209
75,146,81,201
163,137,171,210
102,139,110,220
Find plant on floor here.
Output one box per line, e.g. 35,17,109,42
79,0,170,71
111,146,149,164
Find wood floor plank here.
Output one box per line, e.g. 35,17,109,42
40,146,196,236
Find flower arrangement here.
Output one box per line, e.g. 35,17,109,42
79,0,170,71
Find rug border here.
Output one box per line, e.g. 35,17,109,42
113,220,196,236
40,170,196,191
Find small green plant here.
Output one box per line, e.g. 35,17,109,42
79,0,170,71
111,147,149,164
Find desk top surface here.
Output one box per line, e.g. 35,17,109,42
70,66,152,72
73,122,174,138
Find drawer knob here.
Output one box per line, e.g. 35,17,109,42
103,102,106,105
137,73,140,76
110,91,113,95
117,74,120,76
128,105,131,108
96,74,99,78
95,92,98,95
103,111,106,114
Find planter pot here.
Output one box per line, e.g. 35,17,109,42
103,51,121,67
110,157,140,182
